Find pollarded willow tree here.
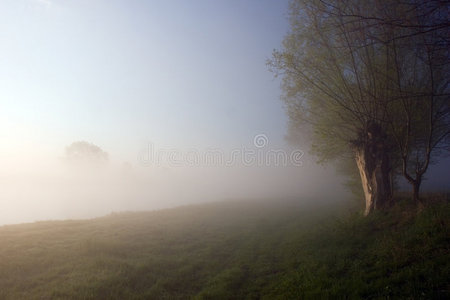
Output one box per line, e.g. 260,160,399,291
269,0,449,215
351,0,450,203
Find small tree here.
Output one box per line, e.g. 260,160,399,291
65,141,108,166
376,1,449,203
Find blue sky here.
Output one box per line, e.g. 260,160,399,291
0,0,291,162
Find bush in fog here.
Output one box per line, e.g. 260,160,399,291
65,141,108,167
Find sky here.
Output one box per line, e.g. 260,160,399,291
0,0,290,162
0,0,447,225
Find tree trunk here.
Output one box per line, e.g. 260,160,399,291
355,147,392,215
353,122,392,216
412,183,419,203
402,157,425,208
411,177,423,207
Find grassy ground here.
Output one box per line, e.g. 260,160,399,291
0,198,448,299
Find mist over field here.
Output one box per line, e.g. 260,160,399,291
0,144,348,225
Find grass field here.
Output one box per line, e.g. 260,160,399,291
0,198,449,299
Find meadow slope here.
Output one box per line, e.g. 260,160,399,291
0,198,448,299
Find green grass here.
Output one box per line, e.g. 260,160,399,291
0,198,448,299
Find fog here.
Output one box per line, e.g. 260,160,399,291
0,142,349,225
0,0,352,226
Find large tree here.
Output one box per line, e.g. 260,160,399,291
269,0,449,214
365,0,450,203
329,0,450,203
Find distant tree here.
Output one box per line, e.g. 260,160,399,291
65,141,108,166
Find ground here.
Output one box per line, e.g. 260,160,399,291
0,197,448,299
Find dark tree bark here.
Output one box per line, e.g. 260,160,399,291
353,122,393,215
412,180,421,204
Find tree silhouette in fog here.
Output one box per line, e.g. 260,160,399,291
65,141,108,166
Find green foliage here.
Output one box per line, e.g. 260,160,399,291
269,0,450,199
0,199,448,299
270,0,388,160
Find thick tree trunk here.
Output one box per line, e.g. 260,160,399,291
353,122,392,216
355,147,392,215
